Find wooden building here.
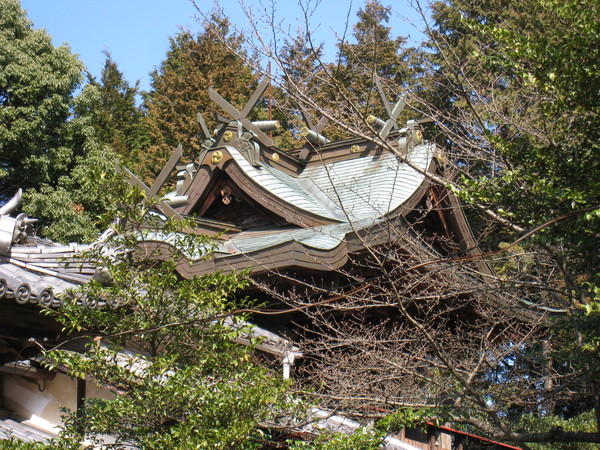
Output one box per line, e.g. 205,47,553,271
0,81,519,448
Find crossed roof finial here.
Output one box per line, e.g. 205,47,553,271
209,78,274,148
373,78,405,140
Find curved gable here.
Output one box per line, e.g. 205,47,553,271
178,144,435,230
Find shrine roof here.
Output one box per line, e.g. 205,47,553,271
219,142,433,223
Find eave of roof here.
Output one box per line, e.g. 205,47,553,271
180,141,434,227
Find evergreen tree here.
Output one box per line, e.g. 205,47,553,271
23,136,123,243
420,0,600,445
88,52,148,167
279,1,422,142
337,1,410,101
334,0,419,131
0,0,123,243
141,16,257,183
0,0,83,197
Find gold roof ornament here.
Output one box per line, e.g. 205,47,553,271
211,150,224,165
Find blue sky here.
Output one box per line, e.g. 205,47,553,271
20,0,427,93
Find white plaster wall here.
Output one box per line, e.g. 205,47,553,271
85,380,115,402
2,374,115,434
2,372,76,432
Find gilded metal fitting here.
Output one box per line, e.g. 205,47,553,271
211,150,223,164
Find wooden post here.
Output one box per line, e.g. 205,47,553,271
76,378,86,413
268,61,273,140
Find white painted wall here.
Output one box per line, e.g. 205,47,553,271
2,373,114,434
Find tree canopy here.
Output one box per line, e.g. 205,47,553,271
87,52,149,168
140,16,257,183
2,0,599,447
0,0,123,243
0,0,84,197
232,0,600,446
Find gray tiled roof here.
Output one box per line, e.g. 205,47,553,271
0,240,93,306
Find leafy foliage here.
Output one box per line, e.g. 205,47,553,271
0,0,126,242
141,16,257,183
376,407,450,435
22,138,124,243
429,0,600,272
0,0,84,197
41,199,293,448
421,0,600,442
516,410,598,450
0,440,52,450
289,428,383,450
87,52,149,167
